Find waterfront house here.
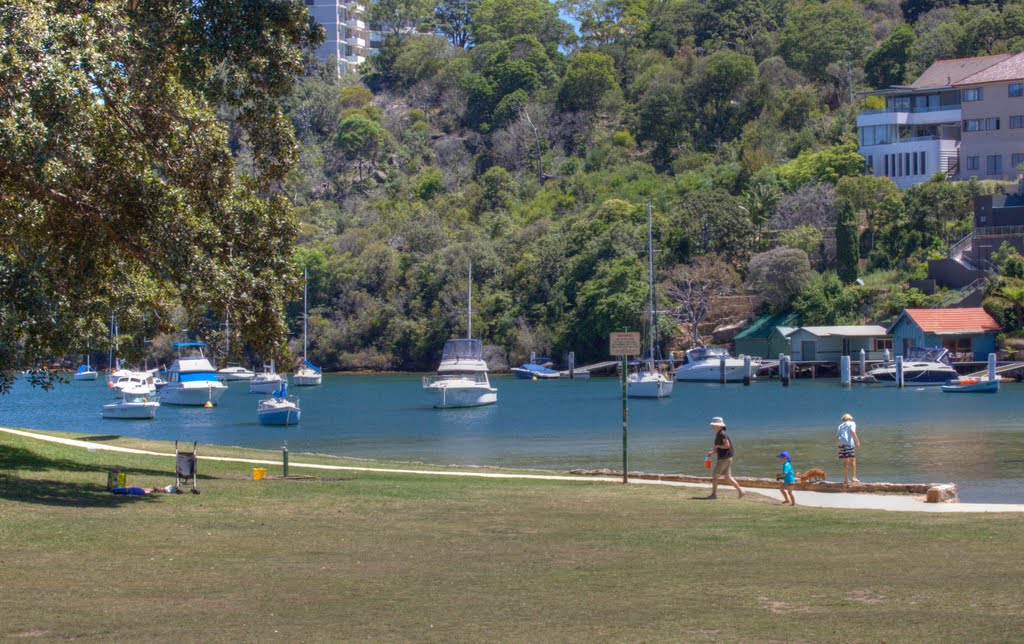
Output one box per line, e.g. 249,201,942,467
732,312,799,359
887,307,1000,361
953,51,1024,183
786,326,890,361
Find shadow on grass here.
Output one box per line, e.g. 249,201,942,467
0,474,159,507
78,435,122,442
0,445,214,480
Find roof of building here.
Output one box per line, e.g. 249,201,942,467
895,308,1001,334
733,312,799,340
911,53,1013,88
786,325,889,338
953,51,1024,86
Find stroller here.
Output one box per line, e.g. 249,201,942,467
175,441,200,494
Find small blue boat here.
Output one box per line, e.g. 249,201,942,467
257,381,301,425
511,358,560,380
941,378,999,393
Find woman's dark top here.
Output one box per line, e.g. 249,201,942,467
715,430,734,458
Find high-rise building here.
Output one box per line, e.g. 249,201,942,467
304,1,381,75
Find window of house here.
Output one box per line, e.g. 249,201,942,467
942,337,972,360
1012,153,1024,169
913,152,918,175
987,117,1000,130
866,155,874,175
920,151,926,175
874,338,893,351
964,118,999,132
966,155,980,171
1011,83,1024,97
884,154,889,176
988,154,1003,175
1011,115,1024,129
963,87,984,101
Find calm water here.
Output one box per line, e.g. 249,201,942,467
3,374,1024,503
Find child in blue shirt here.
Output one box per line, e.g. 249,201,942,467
776,451,796,506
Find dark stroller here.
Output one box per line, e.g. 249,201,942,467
175,441,200,494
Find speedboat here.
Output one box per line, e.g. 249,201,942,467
423,339,498,408
292,269,322,387
249,362,284,394
627,201,673,399
674,347,756,382
217,363,256,382
102,386,159,419
160,342,228,405
73,364,98,381
511,358,559,380
257,382,301,425
866,347,959,386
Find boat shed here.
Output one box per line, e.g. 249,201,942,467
887,307,1000,361
732,312,799,358
786,326,890,361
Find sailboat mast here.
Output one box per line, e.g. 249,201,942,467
647,201,655,370
467,261,473,339
303,268,309,361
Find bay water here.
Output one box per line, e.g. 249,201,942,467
3,374,1023,503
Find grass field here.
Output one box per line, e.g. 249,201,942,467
2,429,1023,642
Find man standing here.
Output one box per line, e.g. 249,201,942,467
837,413,861,484
706,417,745,499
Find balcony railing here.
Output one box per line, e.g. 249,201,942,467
860,104,961,116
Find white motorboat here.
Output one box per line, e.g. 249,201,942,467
249,362,284,394
674,347,756,382
110,370,157,396
161,342,228,405
102,386,159,419
866,347,959,386
217,363,256,382
293,268,322,387
628,201,673,399
422,263,497,409
256,382,301,425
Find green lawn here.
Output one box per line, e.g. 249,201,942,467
2,430,1023,641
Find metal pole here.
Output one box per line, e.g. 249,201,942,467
282,442,289,478
841,355,851,387
622,355,628,484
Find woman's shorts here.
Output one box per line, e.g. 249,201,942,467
714,457,733,476
839,445,856,459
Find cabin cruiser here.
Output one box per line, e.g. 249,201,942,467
217,363,256,382
102,386,159,419
160,342,228,405
110,370,157,396
423,339,498,408
866,347,959,385
674,347,756,382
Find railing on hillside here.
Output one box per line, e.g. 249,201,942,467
944,158,960,180
931,277,986,308
948,232,973,261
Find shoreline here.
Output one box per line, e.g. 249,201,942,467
5,425,1024,513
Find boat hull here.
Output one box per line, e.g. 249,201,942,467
425,385,497,408
675,362,755,382
102,402,158,419
941,379,999,393
627,375,674,398
160,383,228,406
292,373,322,386
510,368,559,380
869,368,957,386
257,407,301,425
218,371,255,382
74,372,98,381
249,379,284,394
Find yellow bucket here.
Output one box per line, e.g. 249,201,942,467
252,467,267,481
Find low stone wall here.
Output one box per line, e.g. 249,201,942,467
569,469,959,502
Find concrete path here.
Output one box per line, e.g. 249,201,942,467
5,426,1024,513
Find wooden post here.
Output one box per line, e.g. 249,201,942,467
719,355,727,384
841,355,851,387
988,352,997,382
859,348,866,377
780,354,790,387
742,355,751,386
896,356,904,388
568,351,575,379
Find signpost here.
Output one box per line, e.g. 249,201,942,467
610,332,641,484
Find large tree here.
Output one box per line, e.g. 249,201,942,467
0,0,322,391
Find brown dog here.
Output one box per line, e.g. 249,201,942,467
796,468,827,484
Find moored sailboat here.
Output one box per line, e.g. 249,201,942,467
627,202,673,399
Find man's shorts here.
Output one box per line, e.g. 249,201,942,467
714,457,733,476
839,445,856,459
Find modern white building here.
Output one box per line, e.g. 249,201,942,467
304,0,381,74
857,54,1015,189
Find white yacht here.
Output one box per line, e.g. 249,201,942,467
866,347,959,386
217,363,256,382
161,342,228,405
102,386,159,419
627,202,673,399
110,370,157,396
293,269,322,387
249,362,284,394
422,263,497,409
674,347,756,382
73,363,98,381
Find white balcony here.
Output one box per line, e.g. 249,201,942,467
346,36,367,47
345,18,366,29
857,106,961,128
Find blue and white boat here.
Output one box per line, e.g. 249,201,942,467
160,342,228,406
511,358,560,380
73,363,98,381
867,347,959,386
257,382,301,425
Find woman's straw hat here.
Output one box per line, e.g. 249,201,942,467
841,413,853,421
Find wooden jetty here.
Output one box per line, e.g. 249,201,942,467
569,469,959,501
962,361,1024,379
